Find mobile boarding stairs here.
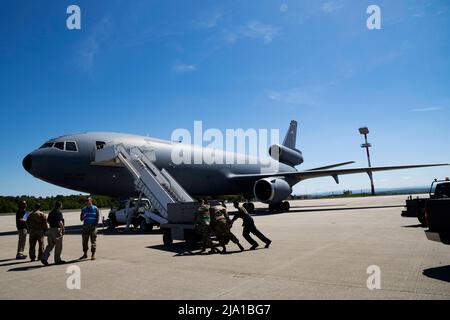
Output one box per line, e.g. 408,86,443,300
95,143,200,245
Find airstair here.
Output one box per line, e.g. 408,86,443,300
95,144,198,232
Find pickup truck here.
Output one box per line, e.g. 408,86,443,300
401,179,450,226
106,198,157,231
424,198,450,245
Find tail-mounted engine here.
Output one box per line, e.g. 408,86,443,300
269,144,304,167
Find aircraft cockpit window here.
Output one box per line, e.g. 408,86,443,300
54,142,64,150
65,141,78,152
39,142,54,149
96,141,106,150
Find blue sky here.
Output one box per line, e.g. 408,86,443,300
0,0,449,196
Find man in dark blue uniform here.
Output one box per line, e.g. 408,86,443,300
232,201,272,250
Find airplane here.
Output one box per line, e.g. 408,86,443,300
22,121,448,213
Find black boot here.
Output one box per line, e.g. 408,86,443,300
79,251,88,260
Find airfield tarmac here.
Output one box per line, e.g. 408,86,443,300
0,195,449,300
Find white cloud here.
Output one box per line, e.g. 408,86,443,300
195,10,223,29
227,21,281,44
411,107,442,112
321,1,344,14
172,63,197,73
75,17,111,75
267,86,321,106
280,4,289,13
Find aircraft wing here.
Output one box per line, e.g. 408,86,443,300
306,161,355,171
229,163,449,183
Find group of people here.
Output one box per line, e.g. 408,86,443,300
195,200,271,254
15,197,100,266
15,197,270,260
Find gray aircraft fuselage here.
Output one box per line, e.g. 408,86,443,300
23,132,298,199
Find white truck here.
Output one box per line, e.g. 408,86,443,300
106,198,158,231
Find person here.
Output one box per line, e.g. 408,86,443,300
15,200,28,259
211,202,244,254
232,201,271,250
195,200,218,254
41,201,66,266
26,203,47,261
79,197,100,260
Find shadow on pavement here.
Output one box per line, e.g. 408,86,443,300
147,243,195,256
0,231,19,237
0,225,162,237
8,259,89,272
402,224,425,228
146,243,245,257
0,260,33,268
423,265,450,283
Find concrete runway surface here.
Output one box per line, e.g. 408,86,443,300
0,195,449,300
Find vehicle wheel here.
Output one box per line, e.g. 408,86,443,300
185,231,198,249
107,219,116,230
282,201,290,212
140,219,148,231
163,229,173,246
418,211,427,227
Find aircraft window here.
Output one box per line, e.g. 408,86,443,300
39,142,54,149
54,142,64,150
65,142,78,152
96,141,106,150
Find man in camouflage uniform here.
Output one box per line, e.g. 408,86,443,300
79,197,100,261
26,203,47,261
210,202,244,254
195,200,218,254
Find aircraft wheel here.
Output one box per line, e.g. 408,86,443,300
282,201,290,212
163,229,173,246
268,203,279,213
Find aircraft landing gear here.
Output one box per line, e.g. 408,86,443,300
269,201,290,213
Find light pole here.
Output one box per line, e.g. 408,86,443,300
359,127,375,196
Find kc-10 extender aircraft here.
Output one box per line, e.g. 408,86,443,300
22,121,448,212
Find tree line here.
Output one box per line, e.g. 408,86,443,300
0,195,119,214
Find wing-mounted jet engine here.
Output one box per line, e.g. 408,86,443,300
253,177,292,212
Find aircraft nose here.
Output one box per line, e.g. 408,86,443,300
22,154,32,173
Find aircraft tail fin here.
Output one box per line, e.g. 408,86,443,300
282,120,298,150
